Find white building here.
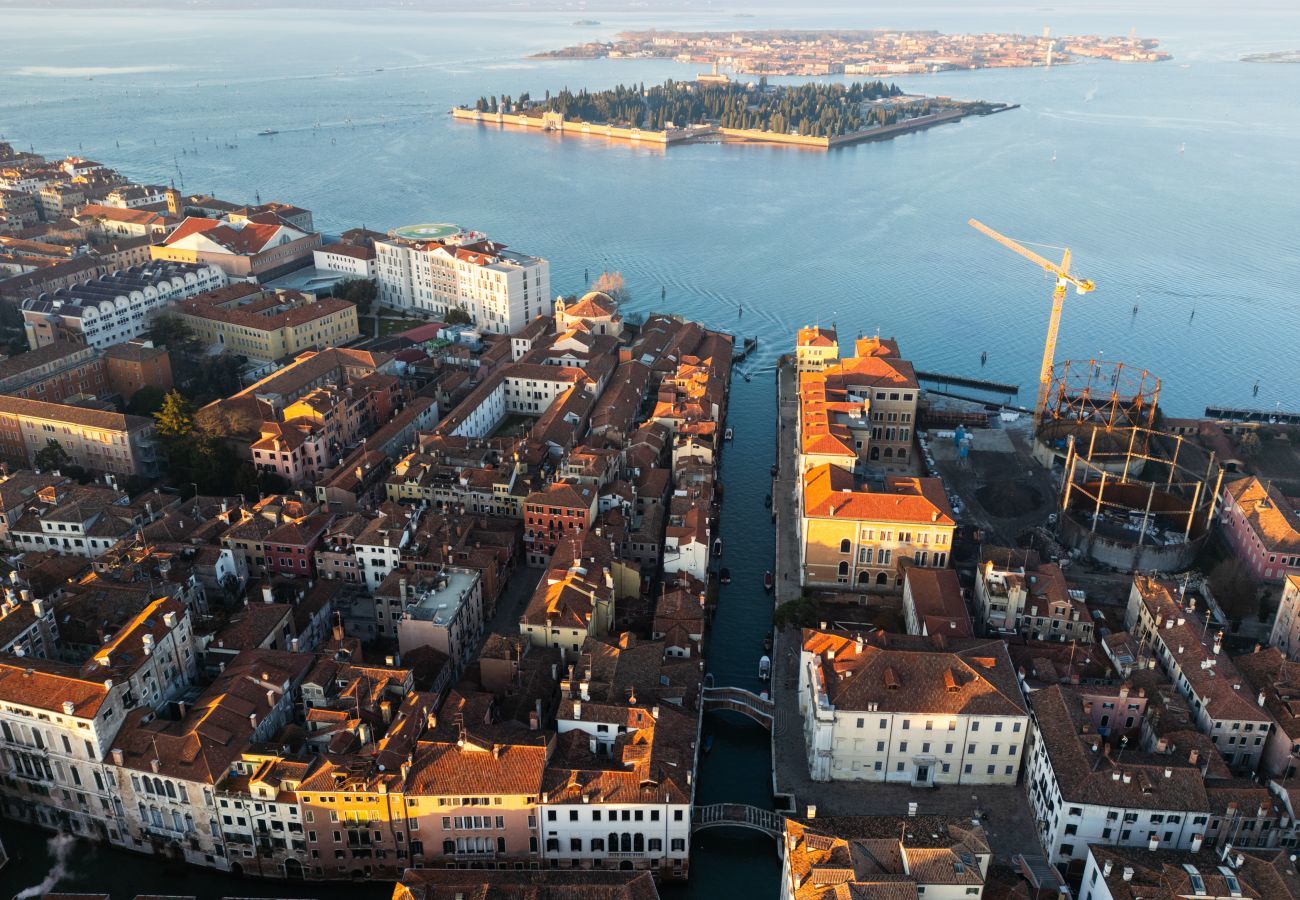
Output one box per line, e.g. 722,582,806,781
312,243,375,279
1124,576,1272,774
798,629,1029,786
974,551,1093,643
1026,683,1212,869
0,657,131,839
539,699,695,878
393,567,484,673
20,261,227,350
375,225,549,334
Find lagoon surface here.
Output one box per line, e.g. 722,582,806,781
1,2,1298,896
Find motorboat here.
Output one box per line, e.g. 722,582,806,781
703,734,714,754
713,537,723,556
257,129,279,136
719,567,731,584
724,426,734,441
759,655,771,680
764,571,774,591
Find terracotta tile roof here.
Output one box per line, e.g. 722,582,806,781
802,629,1026,717
796,325,838,348
803,465,954,526
404,739,547,797
1226,476,1300,554
0,656,111,717
1028,684,1210,812
904,567,973,638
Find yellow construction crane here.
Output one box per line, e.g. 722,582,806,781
968,218,1096,423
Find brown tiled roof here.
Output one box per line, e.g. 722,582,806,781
0,394,153,431
803,465,954,526
802,629,1025,717
0,656,111,717
404,739,547,797
1226,476,1300,554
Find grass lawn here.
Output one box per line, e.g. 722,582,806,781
373,316,428,338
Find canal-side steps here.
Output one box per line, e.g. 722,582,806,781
701,685,774,729
692,803,784,838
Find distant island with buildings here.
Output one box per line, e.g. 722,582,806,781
453,78,1014,150
533,28,1171,75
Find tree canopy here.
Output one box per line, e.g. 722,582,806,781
513,79,913,138
34,439,70,473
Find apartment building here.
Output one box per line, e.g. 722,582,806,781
106,649,311,871
171,283,359,361
541,699,695,877
1125,576,1273,773
797,334,919,473
798,628,1028,786
524,480,598,566
1079,844,1295,900
389,566,484,672
1220,476,1300,584
0,340,104,402
375,226,549,334
520,554,615,660
1026,683,1214,870
800,464,955,591
974,549,1093,642
902,566,973,638
20,260,227,350
0,396,160,477
101,340,173,401
1268,575,1300,661
780,815,991,900
312,242,376,279
0,657,131,838
73,203,173,240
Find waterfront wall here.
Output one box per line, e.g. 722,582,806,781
454,104,983,150
451,107,688,144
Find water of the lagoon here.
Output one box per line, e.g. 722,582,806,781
1,1,1298,896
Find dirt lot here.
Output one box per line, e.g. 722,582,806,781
928,421,1060,547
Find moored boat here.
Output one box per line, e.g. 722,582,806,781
759,655,771,680
719,567,731,584
764,571,774,591
724,426,734,441
713,537,723,556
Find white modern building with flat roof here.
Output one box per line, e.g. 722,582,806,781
394,567,484,672
375,225,549,333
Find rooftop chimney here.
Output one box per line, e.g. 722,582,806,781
1191,833,1204,853
1122,867,1134,882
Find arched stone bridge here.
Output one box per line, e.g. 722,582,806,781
692,803,784,838
701,686,774,729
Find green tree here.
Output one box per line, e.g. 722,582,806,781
445,306,472,326
126,386,167,417
144,314,195,350
333,278,378,316
34,439,71,473
154,390,195,441
773,595,821,630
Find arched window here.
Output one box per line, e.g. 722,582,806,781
620,833,632,852
443,840,455,854
884,447,894,458
838,561,849,576
839,538,851,554
857,571,870,584
897,448,907,461
634,833,645,852
876,572,889,586
870,446,880,460
165,781,176,799
609,832,618,852
154,777,165,796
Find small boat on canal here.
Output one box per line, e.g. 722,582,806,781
719,567,731,584
763,571,774,591
713,537,723,556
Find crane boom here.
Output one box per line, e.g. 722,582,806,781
968,218,1097,424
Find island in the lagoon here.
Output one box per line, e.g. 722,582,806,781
1240,50,1300,63
452,78,1014,150
532,28,1171,72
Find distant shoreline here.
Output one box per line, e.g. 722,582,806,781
1240,50,1300,63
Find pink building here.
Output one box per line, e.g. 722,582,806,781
1220,476,1300,584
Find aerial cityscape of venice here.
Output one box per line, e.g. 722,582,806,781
0,1,1298,899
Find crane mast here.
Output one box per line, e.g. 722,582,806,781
967,218,1096,425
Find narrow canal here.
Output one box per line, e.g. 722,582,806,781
0,357,782,899
663,355,783,900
